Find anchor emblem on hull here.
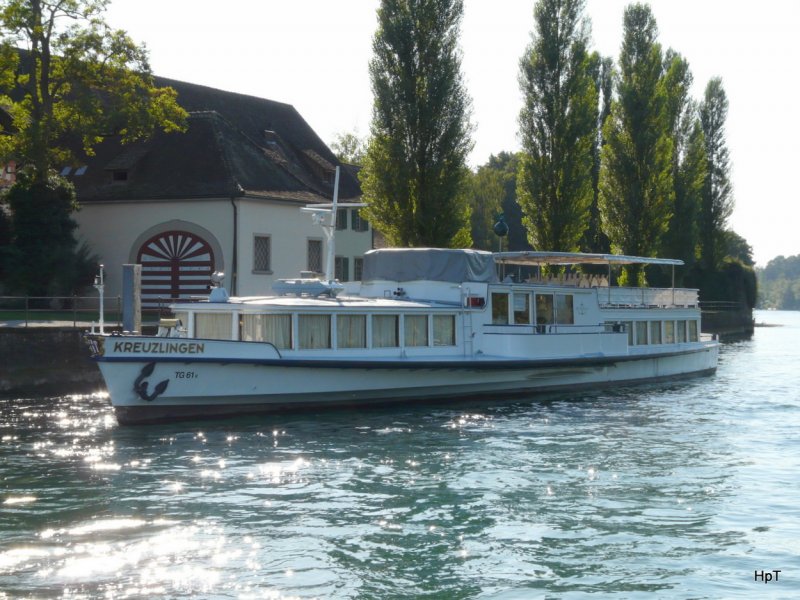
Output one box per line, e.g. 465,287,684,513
134,362,169,402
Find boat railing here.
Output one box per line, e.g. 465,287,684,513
599,286,698,308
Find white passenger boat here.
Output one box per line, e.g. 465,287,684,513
87,247,719,424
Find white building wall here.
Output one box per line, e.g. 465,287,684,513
74,197,373,299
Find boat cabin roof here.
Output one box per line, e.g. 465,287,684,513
494,251,684,267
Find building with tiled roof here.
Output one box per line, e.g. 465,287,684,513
65,78,370,303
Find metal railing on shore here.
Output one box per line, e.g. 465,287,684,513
0,295,123,328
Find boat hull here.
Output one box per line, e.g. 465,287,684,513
94,340,719,424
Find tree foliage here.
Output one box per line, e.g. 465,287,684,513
360,0,473,248
0,0,187,180
599,3,673,284
583,53,613,254
466,165,504,251
658,52,705,281
699,77,733,269
2,170,95,294
330,131,367,165
757,254,800,309
517,0,597,253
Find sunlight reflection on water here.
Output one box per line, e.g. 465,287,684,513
0,312,799,597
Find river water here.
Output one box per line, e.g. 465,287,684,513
1,311,798,599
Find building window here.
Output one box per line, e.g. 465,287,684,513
336,208,348,230
335,256,349,281
351,210,369,232
307,239,323,274
253,235,271,273
112,170,128,182
354,257,364,281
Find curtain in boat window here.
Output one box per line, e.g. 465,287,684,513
535,294,554,326
433,315,456,346
665,321,675,343
635,321,648,345
337,314,366,348
404,315,428,347
555,294,574,324
650,321,662,344
677,320,687,343
298,314,331,349
372,315,398,347
688,320,698,342
243,314,292,349
195,312,232,340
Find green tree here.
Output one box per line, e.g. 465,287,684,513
599,3,673,285
0,0,187,181
3,171,95,295
360,0,473,248
467,165,504,251
583,53,613,254
658,51,705,281
517,0,597,253
699,77,733,270
0,0,186,294
330,131,367,165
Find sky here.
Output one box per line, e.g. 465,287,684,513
104,0,800,267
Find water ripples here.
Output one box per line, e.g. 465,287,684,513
2,311,800,597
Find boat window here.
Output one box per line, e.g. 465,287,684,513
174,311,189,333
372,315,399,347
664,321,675,344
555,294,574,325
513,292,531,324
689,320,698,342
404,315,428,347
243,314,292,349
635,321,648,345
677,320,687,343
433,315,456,346
195,312,233,340
650,321,662,344
336,314,366,349
491,292,509,324
623,321,634,345
535,294,555,327
298,314,331,349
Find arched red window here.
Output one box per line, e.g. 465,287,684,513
136,230,215,306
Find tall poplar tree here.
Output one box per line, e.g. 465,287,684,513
660,51,705,280
517,0,597,253
699,77,733,270
360,0,473,247
599,3,673,284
